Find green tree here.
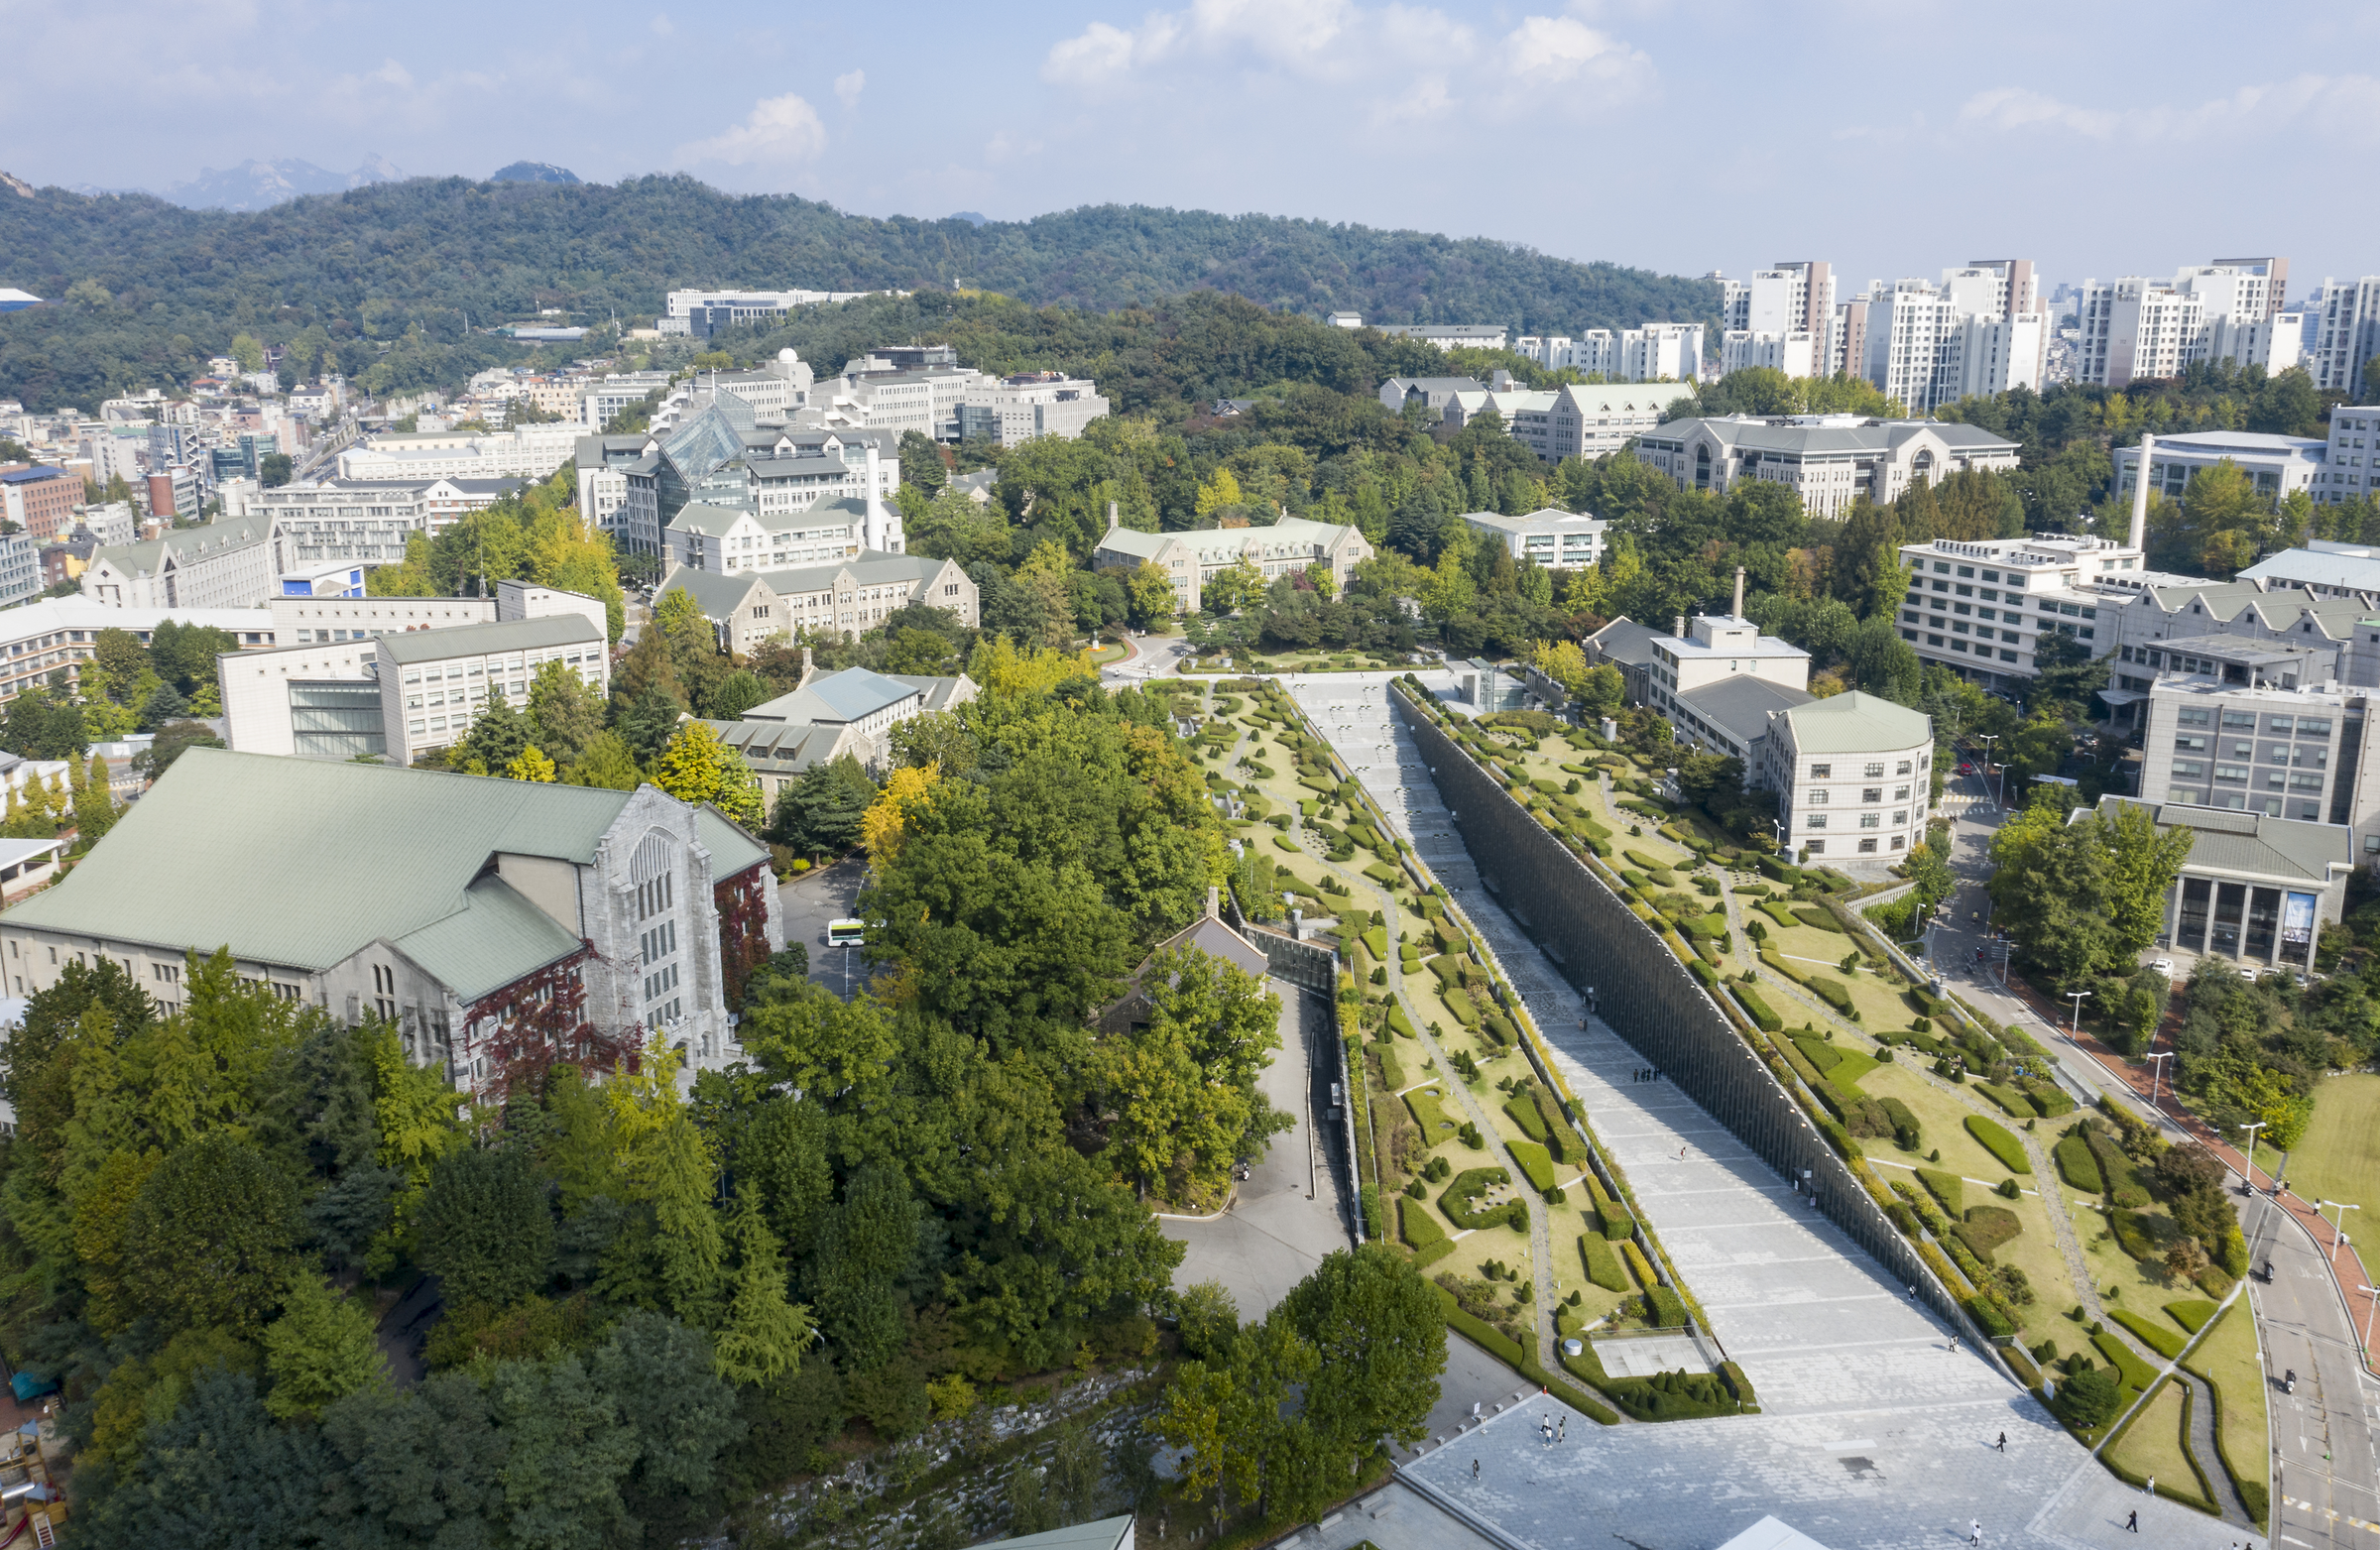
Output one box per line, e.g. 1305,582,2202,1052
711,1183,815,1383
260,452,294,488
263,1271,387,1418
2098,801,2195,963
563,728,643,790
77,1370,335,1549
415,1145,555,1308
1094,946,1287,1202
707,668,772,721
652,721,764,829
525,659,605,765
121,1133,304,1336
1126,559,1178,628
1275,1245,1445,1505
452,696,531,775
1987,785,2110,988
1201,555,1263,616
810,1163,920,1372
1832,498,1907,618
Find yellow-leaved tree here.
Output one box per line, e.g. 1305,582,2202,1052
861,763,941,864
652,722,763,829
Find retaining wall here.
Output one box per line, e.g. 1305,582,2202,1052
1395,692,1975,1340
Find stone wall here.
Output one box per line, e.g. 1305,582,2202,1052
1394,691,1975,1339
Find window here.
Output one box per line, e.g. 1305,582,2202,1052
1896,761,1912,775
1893,810,1908,826
1859,813,1880,829
1858,837,1879,853
1806,813,1829,828
1863,763,1884,778
635,874,674,922
2175,735,2208,753
2220,710,2257,730
1808,788,1829,804
1862,788,1883,804
1894,785,1910,800
1810,764,1832,778
1806,840,1826,854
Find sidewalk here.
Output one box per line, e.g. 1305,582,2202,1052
1928,766,2377,1377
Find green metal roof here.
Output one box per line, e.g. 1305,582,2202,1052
1778,689,1931,753
1,749,764,983
379,614,603,663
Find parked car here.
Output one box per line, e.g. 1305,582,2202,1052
2148,958,2174,976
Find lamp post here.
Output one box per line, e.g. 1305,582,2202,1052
2319,1200,2361,1266
2235,1121,2266,1189
1976,734,2000,808
2145,1050,2174,1114
2067,989,2091,1041
2359,1284,2377,1364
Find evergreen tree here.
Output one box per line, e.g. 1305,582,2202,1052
563,729,643,790
414,1146,555,1308
263,1272,387,1418
710,1184,814,1384
525,659,605,765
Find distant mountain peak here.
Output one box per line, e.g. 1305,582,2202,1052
159,155,406,211
491,162,579,185
950,210,989,227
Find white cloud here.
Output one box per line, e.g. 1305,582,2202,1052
368,59,413,89
651,13,673,35
1504,16,1646,88
1959,74,2380,144
834,68,866,109
676,94,829,168
1041,0,1650,113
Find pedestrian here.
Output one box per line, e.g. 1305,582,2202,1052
1680,1145,1689,1159
2125,1510,2138,1533
1970,1521,1981,1547
2145,1478,2154,1499
1948,1335,1960,1356
1996,1432,2006,1453
1558,1416,1566,1442
1473,1459,1480,1481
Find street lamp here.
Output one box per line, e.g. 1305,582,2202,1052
2359,1284,2377,1363
2318,1200,2361,1265
1976,733,1999,809
2145,1050,2174,1113
2067,989,2091,1040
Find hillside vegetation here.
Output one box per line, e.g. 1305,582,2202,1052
0,173,1718,410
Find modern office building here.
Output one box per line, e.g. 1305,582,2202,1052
0,466,81,542
657,288,889,336
1454,508,1606,569
0,749,779,1083
1634,416,2021,518
2311,407,2380,506
1894,534,2145,690
2085,794,2351,969
2113,430,2327,507
335,423,584,483
664,490,902,576
952,372,1111,445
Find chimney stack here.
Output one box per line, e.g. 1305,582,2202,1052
1206,885,1220,919
1108,500,1120,533
1732,564,1746,620
2127,433,2155,552
798,646,813,686
1676,614,1688,640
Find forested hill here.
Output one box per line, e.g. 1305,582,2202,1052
0,173,1718,410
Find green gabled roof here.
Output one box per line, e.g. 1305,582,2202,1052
655,564,766,619
0,748,758,984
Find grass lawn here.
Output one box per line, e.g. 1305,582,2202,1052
1861,1065,2023,1179
2105,1379,2205,1504
2073,1199,2195,1317
2252,1071,2380,1235
2181,1299,2270,1528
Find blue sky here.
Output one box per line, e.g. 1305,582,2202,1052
9,0,2378,298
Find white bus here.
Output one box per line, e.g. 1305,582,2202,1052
825,918,866,949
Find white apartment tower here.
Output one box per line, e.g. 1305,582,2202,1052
2077,260,2295,389
2309,278,2380,400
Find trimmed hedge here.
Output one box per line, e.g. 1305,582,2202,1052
1645,1285,1691,1329
1973,1081,2039,1119
1808,976,1857,1018
1791,1035,1845,1074
1730,982,1784,1032
1377,1047,1407,1092
1386,1003,1418,1038
1482,1013,1518,1046
2091,1329,2161,1390
1508,1138,1556,1192
1503,1098,1547,1143
2109,1308,2187,1360
1578,1232,1628,1292
1619,1238,1658,1290
1362,926,1388,960
1967,1295,2017,1341
1400,1198,1455,1265
1405,1088,1458,1139
2084,1126,2150,1209
1791,905,1844,932
1964,1115,2031,1173
1877,1096,1923,1151
1757,899,1801,927
1442,986,1482,1026
2054,1134,2103,1194
1916,1168,1965,1215
1532,1091,1579,1163
2110,1208,2177,1265
2164,1299,2219,1334
1441,1167,1526,1232
1956,1204,2022,1263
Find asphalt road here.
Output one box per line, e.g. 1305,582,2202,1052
1926,756,2380,1543
776,859,869,1000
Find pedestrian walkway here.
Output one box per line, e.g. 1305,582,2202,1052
1294,681,2238,1550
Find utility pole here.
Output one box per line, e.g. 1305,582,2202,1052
1976,733,1999,809
2359,1284,2377,1364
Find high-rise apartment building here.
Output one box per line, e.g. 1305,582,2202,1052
2308,278,2380,400
2076,260,2295,388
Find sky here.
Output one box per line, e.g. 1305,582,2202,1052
7,0,2379,299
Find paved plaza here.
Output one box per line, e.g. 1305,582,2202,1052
1287,675,2250,1550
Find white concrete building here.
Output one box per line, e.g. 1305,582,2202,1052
1541,384,1672,460
2308,278,2380,399
665,490,901,575
2075,262,2295,389
1378,377,1485,416
1761,692,1935,864
1370,323,1509,351
952,373,1111,445
2114,430,2326,507
1089,515,1372,616
1895,535,2144,690
1634,416,2021,518
81,513,275,611
1861,282,1963,412
377,615,611,766
1943,309,2048,400
656,552,980,654
269,581,607,646
1637,607,1811,720
1455,508,1606,569
658,288,889,337
1720,330,1816,379
2312,406,2380,507
0,598,275,706
337,424,584,483
1721,263,1836,339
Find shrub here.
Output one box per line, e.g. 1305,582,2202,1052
2055,1134,2103,1194
2083,1127,2149,1208
1956,1204,2022,1262
1400,1198,1454,1265
2108,1308,2186,1360
2164,1299,2219,1334
1916,1168,1964,1215
1386,1004,1418,1038
1360,1184,1384,1239
1507,1138,1556,1193
1973,1081,2039,1119
1618,1237,1658,1291
1808,977,1857,1018
1438,1166,1516,1230
1645,1285,1691,1328
1404,1087,1458,1141
1877,1096,1923,1151
1578,1232,1628,1292
1966,1295,2017,1340
2109,1209,2178,1265
1503,1097,1548,1142
1792,905,1844,932
2056,1365,2122,1428
1964,1115,2031,1173
2090,1329,2159,1390
1730,982,1784,1032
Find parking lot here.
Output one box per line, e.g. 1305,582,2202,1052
776,859,871,1000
